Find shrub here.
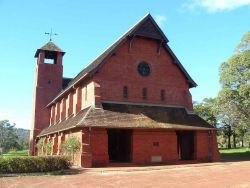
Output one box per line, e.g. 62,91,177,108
0,156,71,174
62,136,81,163
36,138,45,156
45,140,53,156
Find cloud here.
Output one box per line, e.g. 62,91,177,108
184,0,250,12
155,15,167,27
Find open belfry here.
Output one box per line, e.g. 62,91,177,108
29,14,220,167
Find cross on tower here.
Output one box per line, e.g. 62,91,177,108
45,29,58,41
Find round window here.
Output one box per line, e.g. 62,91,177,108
137,62,150,76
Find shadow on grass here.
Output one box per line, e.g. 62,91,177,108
220,147,250,162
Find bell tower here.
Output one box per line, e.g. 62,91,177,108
29,41,65,155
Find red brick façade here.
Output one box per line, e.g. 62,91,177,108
29,14,220,167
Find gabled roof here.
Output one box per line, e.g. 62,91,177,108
35,41,65,57
47,13,197,106
38,102,214,137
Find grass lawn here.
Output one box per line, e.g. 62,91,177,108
219,147,250,160
1,150,29,157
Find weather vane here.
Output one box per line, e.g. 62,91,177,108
45,29,58,41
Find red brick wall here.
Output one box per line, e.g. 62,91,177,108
40,128,220,167
30,51,63,155
94,37,193,109
132,129,179,163
195,131,209,161
211,130,221,161
90,128,109,166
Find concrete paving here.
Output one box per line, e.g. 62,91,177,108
1,161,250,188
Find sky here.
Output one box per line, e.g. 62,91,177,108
0,0,249,129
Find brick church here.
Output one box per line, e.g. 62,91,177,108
29,14,220,167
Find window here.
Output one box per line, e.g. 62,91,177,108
123,86,128,98
143,88,147,100
138,62,151,76
161,89,165,101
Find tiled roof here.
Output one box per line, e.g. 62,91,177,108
47,13,197,107
35,41,65,57
38,102,214,137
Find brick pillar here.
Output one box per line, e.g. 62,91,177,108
60,98,66,121
76,87,82,113
67,93,73,116
50,105,56,125
57,132,65,155
81,128,92,167
52,134,58,155
196,131,209,161
94,82,101,108
55,102,61,122
208,130,212,161
211,130,221,162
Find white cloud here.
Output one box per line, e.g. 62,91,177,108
155,15,167,27
184,0,250,12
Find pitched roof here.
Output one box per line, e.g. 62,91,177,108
38,102,214,137
62,77,73,89
47,13,197,106
35,41,65,58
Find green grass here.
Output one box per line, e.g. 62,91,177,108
219,147,250,160
1,150,29,157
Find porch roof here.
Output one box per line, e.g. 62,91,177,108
38,102,214,137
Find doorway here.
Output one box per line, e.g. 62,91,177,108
177,131,195,160
107,129,132,162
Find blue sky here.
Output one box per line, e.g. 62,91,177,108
0,0,249,129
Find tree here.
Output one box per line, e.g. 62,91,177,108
194,98,217,127
194,98,218,127
217,31,250,148
0,120,21,152
235,31,250,53
62,136,81,163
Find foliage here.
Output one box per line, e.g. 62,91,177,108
45,140,53,156
0,156,71,174
235,31,250,53
217,30,250,148
36,138,45,156
194,98,218,127
15,128,29,150
0,120,29,153
0,120,21,152
62,136,81,163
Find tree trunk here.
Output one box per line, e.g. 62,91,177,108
227,126,231,149
228,134,231,149
233,133,236,148
241,138,244,147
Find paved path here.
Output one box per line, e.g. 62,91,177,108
1,161,250,188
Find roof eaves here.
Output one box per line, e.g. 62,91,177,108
164,44,197,88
